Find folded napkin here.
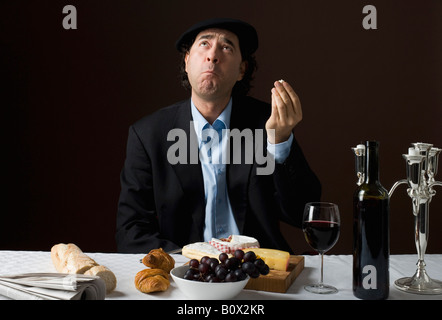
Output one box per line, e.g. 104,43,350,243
0,273,106,300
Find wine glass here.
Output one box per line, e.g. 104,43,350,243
302,202,341,294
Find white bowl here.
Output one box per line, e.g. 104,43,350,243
170,265,249,300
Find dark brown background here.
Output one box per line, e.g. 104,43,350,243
1,0,441,254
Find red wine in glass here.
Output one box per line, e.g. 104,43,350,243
302,202,341,294
303,220,340,253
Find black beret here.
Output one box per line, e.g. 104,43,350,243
175,18,258,56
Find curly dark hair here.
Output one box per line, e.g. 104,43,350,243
178,40,257,97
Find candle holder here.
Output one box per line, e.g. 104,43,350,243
389,142,442,295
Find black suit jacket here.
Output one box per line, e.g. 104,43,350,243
116,95,321,253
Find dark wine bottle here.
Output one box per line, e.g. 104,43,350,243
353,141,390,300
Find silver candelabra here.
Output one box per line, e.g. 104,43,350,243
389,142,442,294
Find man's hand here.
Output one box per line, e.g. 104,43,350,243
265,80,302,144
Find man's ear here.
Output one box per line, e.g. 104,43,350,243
238,60,247,81
184,52,190,73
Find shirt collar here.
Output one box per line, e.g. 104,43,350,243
191,97,232,141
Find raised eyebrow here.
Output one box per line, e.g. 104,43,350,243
197,34,215,41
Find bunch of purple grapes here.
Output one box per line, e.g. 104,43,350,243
183,249,270,283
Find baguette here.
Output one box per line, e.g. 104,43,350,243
51,243,117,294
51,243,97,274
84,265,117,294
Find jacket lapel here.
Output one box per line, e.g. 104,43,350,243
167,100,206,240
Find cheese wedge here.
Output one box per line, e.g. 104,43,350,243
230,235,259,250
209,235,260,253
244,248,290,271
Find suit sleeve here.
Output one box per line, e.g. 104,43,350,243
115,125,180,253
272,136,322,228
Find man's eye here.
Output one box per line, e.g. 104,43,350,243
200,41,209,47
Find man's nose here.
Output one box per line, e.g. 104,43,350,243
206,47,219,64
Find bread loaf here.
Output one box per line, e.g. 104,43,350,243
51,243,117,294
51,243,97,274
84,265,117,294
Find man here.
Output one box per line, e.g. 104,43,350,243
116,18,321,253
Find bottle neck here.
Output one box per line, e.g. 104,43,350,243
365,141,380,184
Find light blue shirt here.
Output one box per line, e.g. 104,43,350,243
191,98,293,241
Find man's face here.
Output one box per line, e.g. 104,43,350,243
185,28,246,101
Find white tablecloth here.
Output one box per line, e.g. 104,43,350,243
0,250,441,300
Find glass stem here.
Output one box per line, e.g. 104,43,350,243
319,253,324,287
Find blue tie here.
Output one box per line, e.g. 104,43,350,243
201,120,232,238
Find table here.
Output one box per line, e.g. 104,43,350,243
0,250,441,300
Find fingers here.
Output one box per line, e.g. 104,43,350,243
281,81,302,120
271,87,286,120
272,80,302,122
267,80,303,143
274,81,291,106
271,89,279,119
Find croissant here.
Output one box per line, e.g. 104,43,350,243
142,248,175,273
134,268,170,293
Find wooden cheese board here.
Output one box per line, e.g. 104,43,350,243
244,255,304,293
